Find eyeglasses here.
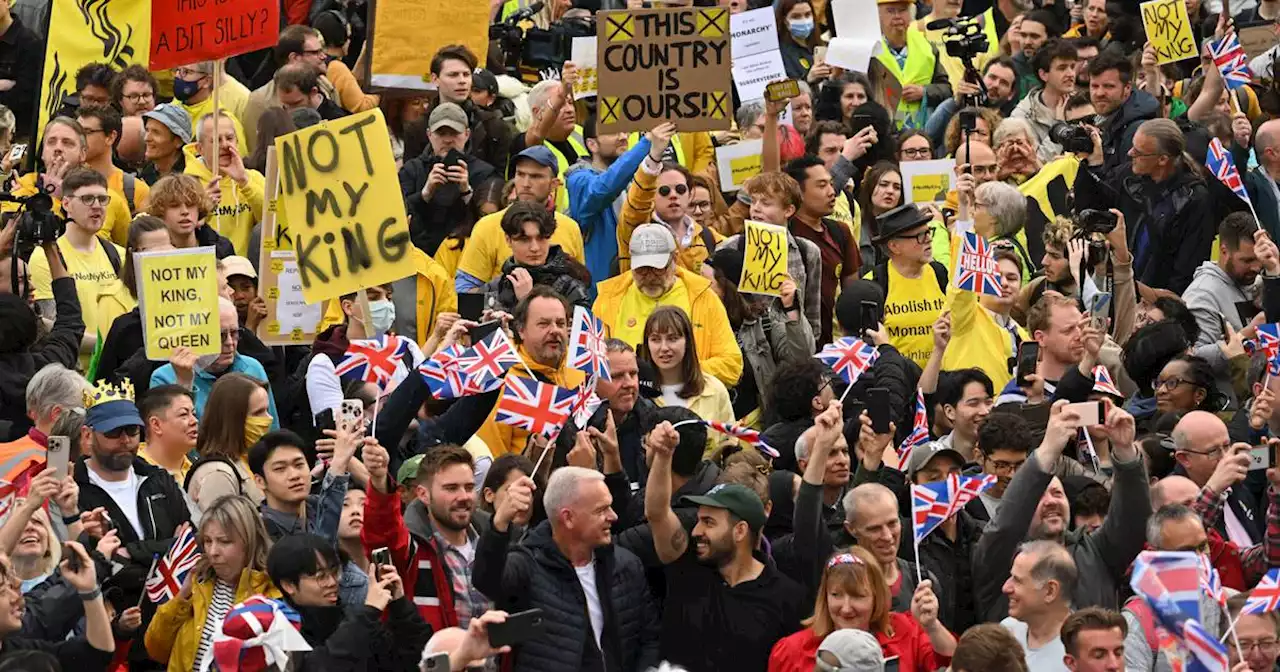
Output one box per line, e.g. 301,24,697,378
173,68,208,80
102,425,141,440
894,229,934,244
71,194,110,206
1238,639,1280,654
901,147,932,158
122,92,154,102
220,328,240,343
1170,540,1212,554
302,48,326,56
988,458,1026,473
689,200,712,212
658,184,689,197
1154,376,1201,393
1179,444,1228,460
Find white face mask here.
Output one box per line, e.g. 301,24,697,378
368,299,396,337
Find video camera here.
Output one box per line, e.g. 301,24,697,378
1049,121,1095,154
1,189,64,294
490,2,596,78
925,15,989,107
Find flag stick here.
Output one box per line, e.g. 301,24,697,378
370,394,381,441
839,379,856,404
912,534,924,586
1221,611,1247,661
531,431,555,478
138,554,160,609
1082,430,1101,474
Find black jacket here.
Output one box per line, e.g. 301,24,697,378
0,277,84,441
1075,161,1215,294
0,15,43,140
482,246,591,313
901,507,984,633
1099,89,1160,180
399,149,499,256
96,308,142,386
473,521,661,672
290,598,431,671
461,99,514,176
194,223,236,259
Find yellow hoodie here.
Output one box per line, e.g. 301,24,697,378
476,345,586,456
144,568,281,672
183,144,265,256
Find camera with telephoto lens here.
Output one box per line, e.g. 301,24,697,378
4,191,64,249
1048,121,1095,154
490,3,596,78
1076,208,1118,235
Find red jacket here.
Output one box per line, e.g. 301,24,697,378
361,486,459,632
767,613,952,672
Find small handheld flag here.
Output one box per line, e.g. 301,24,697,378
419,345,468,400
1242,568,1280,615
455,329,522,392
495,376,577,438
815,338,879,386
954,231,1003,297
568,306,612,381
1208,33,1252,90
898,389,929,466
1206,137,1253,210
334,335,413,387
1092,365,1123,398
911,473,996,543
145,522,201,604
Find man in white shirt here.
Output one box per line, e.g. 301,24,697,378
1000,540,1076,672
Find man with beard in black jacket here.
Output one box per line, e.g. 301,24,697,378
400,102,501,257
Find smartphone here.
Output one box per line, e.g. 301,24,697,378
1016,341,1040,387
313,408,336,435
468,320,501,345
488,608,547,648
371,546,392,567
765,79,801,103
1064,400,1105,426
47,435,70,480
1218,312,1231,340
813,45,828,63
867,387,891,434
423,653,451,671
859,301,880,339
1089,291,1112,318
339,399,363,433
458,292,485,322
62,542,82,573
884,656,901,672
7,144,26,163
1248,444,1271,471
443,148,465,167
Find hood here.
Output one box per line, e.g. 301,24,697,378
1013,89,1058,128
565,157,599,178
1186,261,1250,303
677,459,721,499
310,324,350,364
500,245,573,280
182,144,215,181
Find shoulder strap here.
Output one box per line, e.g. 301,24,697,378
825,219,849,251
1124,596,1159,653
699,224,715,254
870,263,888,296
102,241,121,275
122,173,136,213
183,456,245,494
930,261,948,293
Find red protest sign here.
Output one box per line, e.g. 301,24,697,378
150,0,279,71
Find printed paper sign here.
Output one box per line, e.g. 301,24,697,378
368,0,489,90
572,37,598,100
150,0,279,71
136,247,220,361
741,220,789,296
730,7,779,59
264,253,323,338
275,109,416,303
825,0,882,72
733,49,788,103
1141,0,1197,64
716,140,764,191
597,8,733,133
901,158,955,205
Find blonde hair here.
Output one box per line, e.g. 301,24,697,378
145,173,212,221
195,495,272,582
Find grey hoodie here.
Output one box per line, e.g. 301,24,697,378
1182,261,1258,348
1010,88,1064,164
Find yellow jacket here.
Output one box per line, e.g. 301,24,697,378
616,163,724,273
657,375,735,455
183,144,266,256
144,569,281,672
456,207,585,287
942,283,1027,392
327,59,380,113
594,266,744,387
476,345,586,456
9,172,132,246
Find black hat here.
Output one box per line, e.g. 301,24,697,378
473,69,499,95
871,203,934,244
708,246,745,286
636,356,661,399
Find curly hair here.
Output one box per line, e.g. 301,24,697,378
1043,215,1078,252
944,107,1002,155
145,173,212,221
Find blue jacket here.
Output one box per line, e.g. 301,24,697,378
150,354,280,430
567,136,651,291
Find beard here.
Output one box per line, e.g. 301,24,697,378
430,500,472,532
90,438,135,473
693,533,736,568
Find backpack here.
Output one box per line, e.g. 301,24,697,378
122,172,137,214
867,260,949,296
182,454,247,524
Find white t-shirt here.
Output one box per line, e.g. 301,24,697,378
1001,617,1068,672
86,467,144,538
575,561,604,649
660,384,688,409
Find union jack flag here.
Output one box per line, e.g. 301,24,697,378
495,376,577,437
146,522,201,604
1209,33,1252,90
1198,553,1228,611
814,338,879,385
1259,324,1280,376
334,335,413,386
1183,619,1230,672
911,473,996,542
703,420,780,458
954,231,1002,297
571,377,603,429
1206,137,1252,208
1242,568,1280,615
1131,551,1204,632
419,345,469,400
568,306,611,382
456,329,522,392
898,389,930,465
1092,365,1122,398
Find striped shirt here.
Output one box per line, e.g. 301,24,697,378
192,579,236,672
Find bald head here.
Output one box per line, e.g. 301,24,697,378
1172,411,1230,487
1152,475,1200,509
422,627,467,670
1257,119,1280,169
954,139,996,167
845,482,896,522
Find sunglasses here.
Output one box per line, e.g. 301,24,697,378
658,184,689,197
102,425,141,440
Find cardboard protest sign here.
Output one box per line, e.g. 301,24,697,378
741,220,789,296
597,7,733,133
136,247,220,360
1238,24,1279,61
150,0,278,71
367,0,488,91
1141,0,1197,64
275,109,416,304
901,159,955,205
716,140,764,191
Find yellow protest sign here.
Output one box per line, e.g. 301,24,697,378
741,220,788,296
136,247,219,361
1142,0,1197,64
367,0,488,91
901,158,955,205
715,139,763,191
275,109,415,304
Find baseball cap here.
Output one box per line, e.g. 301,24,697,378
397,454,425,485
428,102,469,134
630,223,677,270
472,69,499,95
141,103,193,144
708,246,744,285
513,145,559,177
681,483,767,531
816,629,885,671
906,441,966,477
85,398,144,435
221,255,257,281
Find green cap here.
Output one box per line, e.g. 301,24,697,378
681,484,767,531
397,454,425,485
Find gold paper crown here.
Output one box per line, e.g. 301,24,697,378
85,380,135,409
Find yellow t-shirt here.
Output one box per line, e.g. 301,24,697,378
456,208,586,285
873,261,946,368
139,444,193,483
435,238,466,280
28,236,136,369
7,172,132,247
613,278,692,346
107,169,150,217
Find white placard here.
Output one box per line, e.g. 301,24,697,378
899,158,956,205
733,49,788,103
271,252,323,335
716,139,764,192
826,0,883,72
731,7,780,59
571,37,598,100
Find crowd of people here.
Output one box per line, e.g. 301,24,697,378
0,0,1279,669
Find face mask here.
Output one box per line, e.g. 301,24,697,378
789,18,815,40
172,77,202,103
244,414,272,447
368,299,396,337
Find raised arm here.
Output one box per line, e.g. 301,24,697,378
1087,404,1151,580
643,421,687,565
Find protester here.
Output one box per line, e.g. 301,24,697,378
183,114,265,256
137,384,198,482
138,104,192,185
641,306,734,447
481,201,592,312
143,173,235,259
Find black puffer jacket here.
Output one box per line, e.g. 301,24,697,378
473,521,661,672
481,245,592,314
1099,89,1160,180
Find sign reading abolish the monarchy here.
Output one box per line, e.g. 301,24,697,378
597,7,733,134
275,109,415,304
150,0,279,71
136,247,220,361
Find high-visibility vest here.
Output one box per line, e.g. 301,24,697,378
875,26,938,129
500,0,522,20
544,125,587,214
626,132,687,168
